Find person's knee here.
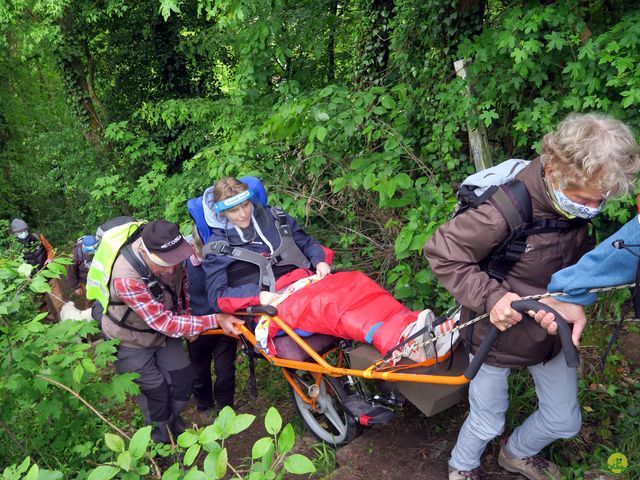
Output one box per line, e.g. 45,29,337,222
467,408,506,441
540,404,581,438
142,383,171,422
170,365,194,400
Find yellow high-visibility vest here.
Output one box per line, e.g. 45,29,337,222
86,221,146,311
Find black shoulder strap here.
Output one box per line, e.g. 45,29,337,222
202,240,235,259
106,244,167,333
484,180,587,282
489,180,532,227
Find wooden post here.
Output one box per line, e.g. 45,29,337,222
454,59,492,172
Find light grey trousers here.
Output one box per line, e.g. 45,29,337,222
449,350,581,471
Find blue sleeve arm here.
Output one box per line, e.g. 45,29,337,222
287,214,325,267
548,218,640,306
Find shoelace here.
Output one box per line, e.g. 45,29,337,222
461,468,485,480
526,456,552,472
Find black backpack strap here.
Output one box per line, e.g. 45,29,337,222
489,180,532,228
106,244,165,334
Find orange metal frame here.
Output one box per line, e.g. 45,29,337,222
205,313,470,406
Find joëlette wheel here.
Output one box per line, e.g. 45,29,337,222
290,371,360,445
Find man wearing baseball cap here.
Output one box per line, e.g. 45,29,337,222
101,220,243,443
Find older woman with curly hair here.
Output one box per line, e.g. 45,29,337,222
425,112,640,480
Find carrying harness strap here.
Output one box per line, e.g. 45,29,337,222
484,180,588,283
202,206,311,292
105,244,177,333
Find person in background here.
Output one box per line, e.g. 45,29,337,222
186,225,237,424
67,235,97,302
9,218,54,271
424,113,640,480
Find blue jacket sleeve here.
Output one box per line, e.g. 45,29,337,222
286,213,325,267
548,217,640,306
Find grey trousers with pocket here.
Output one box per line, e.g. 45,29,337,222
115,337,194,424
449,350,581,471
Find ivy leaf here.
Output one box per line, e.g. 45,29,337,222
251,437,273,459
159,0,181,21
264,407,282,435
283,454,316,474
104,433,125,453
479,109,499,127
277,424,295,454
129,426,151,459
511,48,527,64
87,465,120,480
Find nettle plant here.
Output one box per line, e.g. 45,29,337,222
87,406,315,480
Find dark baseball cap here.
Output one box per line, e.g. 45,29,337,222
141,220,193,266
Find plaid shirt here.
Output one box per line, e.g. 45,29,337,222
114,277,217,337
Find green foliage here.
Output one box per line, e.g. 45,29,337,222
0,253,138,475
79,406,315,479
1,2,640,478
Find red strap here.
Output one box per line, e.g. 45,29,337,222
358,415,372,426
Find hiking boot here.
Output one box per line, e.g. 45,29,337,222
196,407,217,426
171,415,190,435
448,466,487,480
498,445,561,480
151,422,171,443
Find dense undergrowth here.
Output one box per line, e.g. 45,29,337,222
2,0,640,477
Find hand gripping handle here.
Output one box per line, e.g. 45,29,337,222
246,305,278,317
511,299,579,368
463,299,579,380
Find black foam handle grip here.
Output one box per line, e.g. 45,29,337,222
464,326,499,380
246,305,278,316
510,299,579,368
